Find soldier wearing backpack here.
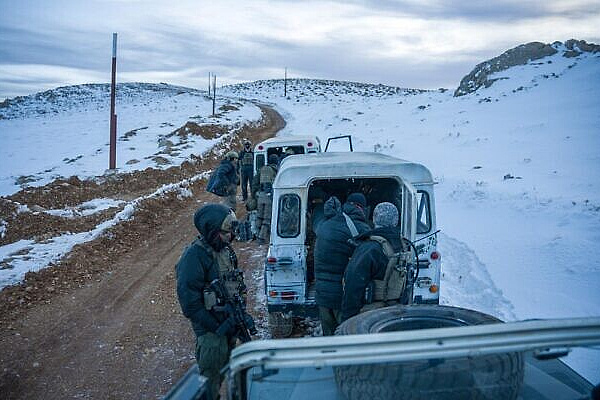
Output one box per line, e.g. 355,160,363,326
207,151,239,211
341,202,411,322
314,193,370,335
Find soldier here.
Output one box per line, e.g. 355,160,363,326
341,202,409,322
175,204,252,400
254,154,279,244
313,192,370,335
207,151,239,211
238,139,254,202
277,147,295,166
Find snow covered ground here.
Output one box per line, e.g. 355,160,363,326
221,45,600,380
1,43,599,381
0,83,262,196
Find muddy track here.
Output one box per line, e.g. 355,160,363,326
0,105,285,399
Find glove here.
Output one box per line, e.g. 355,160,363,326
216,316,237,337
244,313,258,335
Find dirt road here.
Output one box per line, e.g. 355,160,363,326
0,106,285,399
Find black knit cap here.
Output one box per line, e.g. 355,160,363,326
346,192,367,207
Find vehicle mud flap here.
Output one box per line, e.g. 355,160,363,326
333,305,524,400
268,311,293,338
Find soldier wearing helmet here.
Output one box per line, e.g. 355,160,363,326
207,151,239,210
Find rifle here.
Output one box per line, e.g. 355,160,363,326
209,277,257,343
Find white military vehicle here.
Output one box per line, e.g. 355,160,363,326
253,135,321,176
265,151,440,336
164,306,600,400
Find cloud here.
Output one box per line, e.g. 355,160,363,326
325,0,600,21
0,0,599,98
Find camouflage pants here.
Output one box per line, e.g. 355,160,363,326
319,306,342,336
256,191,272,242
195,332,233,400
222,184,237,211
240,167,253,201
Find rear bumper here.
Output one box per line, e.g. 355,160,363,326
413,296,439,304
268,302,319,318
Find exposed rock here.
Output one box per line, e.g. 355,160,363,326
158,138,174,148
564,39,600,53
454,40,599,97
171,121,226,139
152,156,171,165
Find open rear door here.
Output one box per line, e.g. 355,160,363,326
401,182,418,242
324,135,353,152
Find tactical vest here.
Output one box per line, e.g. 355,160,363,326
260,165,277,184
259,165,277,192
194,238,245,310
360,235,410,312
240,151,253,167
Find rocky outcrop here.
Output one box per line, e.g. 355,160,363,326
563,39,600,58
454,40,599,97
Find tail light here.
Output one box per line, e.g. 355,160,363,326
430,251,440,261
269,290,278,298
429,284,439,293
281,291,297,300
307,142,313,147
258,145,264,150
267,257,277,264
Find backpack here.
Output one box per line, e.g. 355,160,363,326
207,169,227,197
236,214,254,241
362,235,411,307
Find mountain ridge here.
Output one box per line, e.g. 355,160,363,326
2,39,598,120
454,39,600,97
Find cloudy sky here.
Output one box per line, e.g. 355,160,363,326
1,0,599,99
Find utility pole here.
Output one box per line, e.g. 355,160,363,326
208,72,211,97
284,67,287,97
212,75,216,116
109,33,118,170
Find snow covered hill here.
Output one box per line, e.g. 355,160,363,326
221,40,600,379
1,40,599,380
0,82,262,196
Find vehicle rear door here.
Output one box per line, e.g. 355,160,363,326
401,181,418,242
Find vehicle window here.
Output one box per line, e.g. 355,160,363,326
416,190,431,234
256,154,265,171
278,194,301,238
244,347,594,400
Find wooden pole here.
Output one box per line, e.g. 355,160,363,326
284,67,287,97
109,33,117,170
212,75,216,116
208,72,211,96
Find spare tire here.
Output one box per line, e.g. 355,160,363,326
334,305,524,400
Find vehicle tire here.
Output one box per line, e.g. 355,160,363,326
334,305,524,400
268,311,293,338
